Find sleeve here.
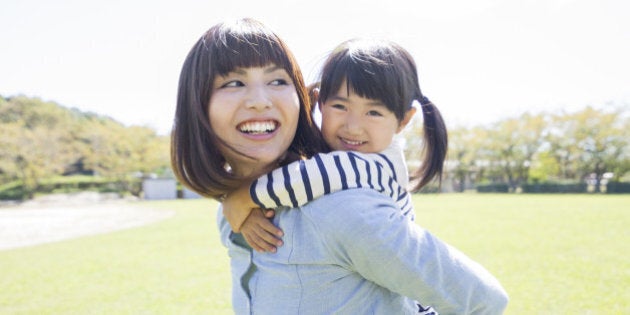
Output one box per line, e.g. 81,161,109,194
317,189,509,315
216,206,254,315
250,151,406,210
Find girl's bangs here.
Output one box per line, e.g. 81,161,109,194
324,57,395,111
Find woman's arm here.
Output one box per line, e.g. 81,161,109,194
313,189,509,314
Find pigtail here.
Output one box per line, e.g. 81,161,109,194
409,94,448,192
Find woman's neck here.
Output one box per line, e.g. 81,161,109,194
228,153,287,179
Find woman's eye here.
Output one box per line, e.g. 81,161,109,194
367,110,383,117
221,80,244,88
270,79,289,86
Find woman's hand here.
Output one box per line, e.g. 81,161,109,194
241,208,284,253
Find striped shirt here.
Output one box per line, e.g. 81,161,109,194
250,141,415,220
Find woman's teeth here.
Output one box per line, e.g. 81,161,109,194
239,121,277,134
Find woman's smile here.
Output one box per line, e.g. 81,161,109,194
238,120,279,136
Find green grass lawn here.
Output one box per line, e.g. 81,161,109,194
0,194,628,314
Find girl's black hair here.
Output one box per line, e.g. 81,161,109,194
316,39,448,191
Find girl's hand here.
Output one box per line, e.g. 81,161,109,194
241,209,284,253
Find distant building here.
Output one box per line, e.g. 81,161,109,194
182,187,202,199
142,178,177,200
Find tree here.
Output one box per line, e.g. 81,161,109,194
480,113,546,191
447,126,488,191
0,95,171,199
79,118,169,195
542,106,630,189
0,96,83,197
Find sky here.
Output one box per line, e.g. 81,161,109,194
1,0,628,135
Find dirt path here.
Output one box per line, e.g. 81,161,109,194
0,193,175,251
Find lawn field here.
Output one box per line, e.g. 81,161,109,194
0,194,628,314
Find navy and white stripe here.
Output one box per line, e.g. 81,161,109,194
251,149,414,220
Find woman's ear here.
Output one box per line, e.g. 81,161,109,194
312,88,322,110
397,106,417,133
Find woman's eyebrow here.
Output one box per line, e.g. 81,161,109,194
231,68,247,75
264,65,284,74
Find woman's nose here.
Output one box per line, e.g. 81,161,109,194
245,85,272,110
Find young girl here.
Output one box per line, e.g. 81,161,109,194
222,38,448,252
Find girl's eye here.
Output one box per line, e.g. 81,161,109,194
221,80,244,88
367,110,384,117
270,79,289,86
331,104,346,110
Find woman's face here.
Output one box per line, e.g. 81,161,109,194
208,64,300,177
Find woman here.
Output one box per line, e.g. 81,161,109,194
172,18,508,314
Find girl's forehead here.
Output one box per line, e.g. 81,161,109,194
332,80,381,101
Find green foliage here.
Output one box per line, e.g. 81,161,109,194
527,151,560,182
0,176,142,200
521,182,587,193
0,181,27,200
476,183,510,193
606,182,630,194
417,104,630,192
0,95,170,199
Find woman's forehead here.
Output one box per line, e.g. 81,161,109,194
217,63,287,76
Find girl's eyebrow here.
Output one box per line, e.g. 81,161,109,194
328,95,348,102
328,95,385,107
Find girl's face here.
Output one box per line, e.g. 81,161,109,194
320,82,414,153
208,64,300,177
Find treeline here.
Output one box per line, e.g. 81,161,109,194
405,105,630,193
1,95,628,200
0,95,170,199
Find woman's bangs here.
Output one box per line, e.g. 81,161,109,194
211,31,289,75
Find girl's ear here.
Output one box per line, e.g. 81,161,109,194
396,106,417,133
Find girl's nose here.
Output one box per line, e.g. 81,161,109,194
343,113,363,135
245,85,272,110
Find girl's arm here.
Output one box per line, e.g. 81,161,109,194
222,181,259,232
251,151,413,216
222,182,284,252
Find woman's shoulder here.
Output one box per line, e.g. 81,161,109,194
300,189,401,229
306,188,394,206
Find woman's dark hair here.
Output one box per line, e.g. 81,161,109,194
171,18,327,200
316,39,448,191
